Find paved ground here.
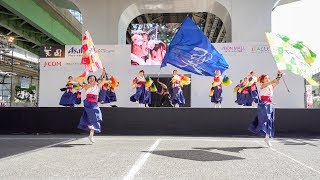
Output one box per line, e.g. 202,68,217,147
0,135,320,180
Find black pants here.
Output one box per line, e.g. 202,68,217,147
160,94,173,107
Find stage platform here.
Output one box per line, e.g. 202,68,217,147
0,108,319,136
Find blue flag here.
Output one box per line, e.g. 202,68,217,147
161,17,229,76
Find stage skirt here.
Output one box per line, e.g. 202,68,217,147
243,92,253,106
130,84,146,104
250,84,259,103
243,88,259,106
74,92,81,105
237,93,245,105
211,86,222,104
107,90,117,102
98,89,109,103
248,103,275,138
171,86,185,105
143,90,151,104
251,89,259,103
78,95,102,133
237,89,256,106
59,90,75,107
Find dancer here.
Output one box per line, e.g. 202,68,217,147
73,83,83,105
236,71,259,107
248,71,283,147
247,71,259,105
143,82,152,107
106,75,119,106
98,68,108,104
98,68,119,106
157,79,173,107
237,77,251,106
142,76,154,107
210,70,223,108
59,76,77,107
78,74,106,143
130,70,146,107
171,70,187,107
234,80,243,104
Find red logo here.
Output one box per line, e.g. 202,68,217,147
44,61,62,67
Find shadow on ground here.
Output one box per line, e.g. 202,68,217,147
0,138,74,159
193,146,264,153
277,138,318,147
52,143,91,147
143,149,245,162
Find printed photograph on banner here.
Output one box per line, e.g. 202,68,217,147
130,23,179,66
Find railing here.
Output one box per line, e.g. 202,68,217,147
43,0,82,34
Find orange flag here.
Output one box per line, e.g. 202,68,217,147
76,30,103,83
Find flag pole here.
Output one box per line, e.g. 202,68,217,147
157,68,162,82
281,76,290,93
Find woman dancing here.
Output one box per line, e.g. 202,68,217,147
248,71,283,147
78,73,106,143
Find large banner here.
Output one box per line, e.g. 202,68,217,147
39,43,304,108
130,23,179,65
39,45,124,107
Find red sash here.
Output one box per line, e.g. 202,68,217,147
86,94,98,103
242,88,249,94
102,84,108,90
251,83,257,91
76,92,81,98
260,96,272,103
136,81,145,88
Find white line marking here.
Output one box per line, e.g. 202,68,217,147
0,138,75,140
161,139,264,142
123,139,161,180
94,137,269,142
0,138,76,162
94,137,309,143
256,141,320,174
0,137,269,144
2,136,319,144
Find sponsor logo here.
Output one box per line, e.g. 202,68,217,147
67,47,82,57
221,46,245,53
40,45,65,58
97,48,115,54
251,46,270,53
43,61,62,67
65,62,82,65
66,47,115,56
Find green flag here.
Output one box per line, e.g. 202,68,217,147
265,32,318,86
